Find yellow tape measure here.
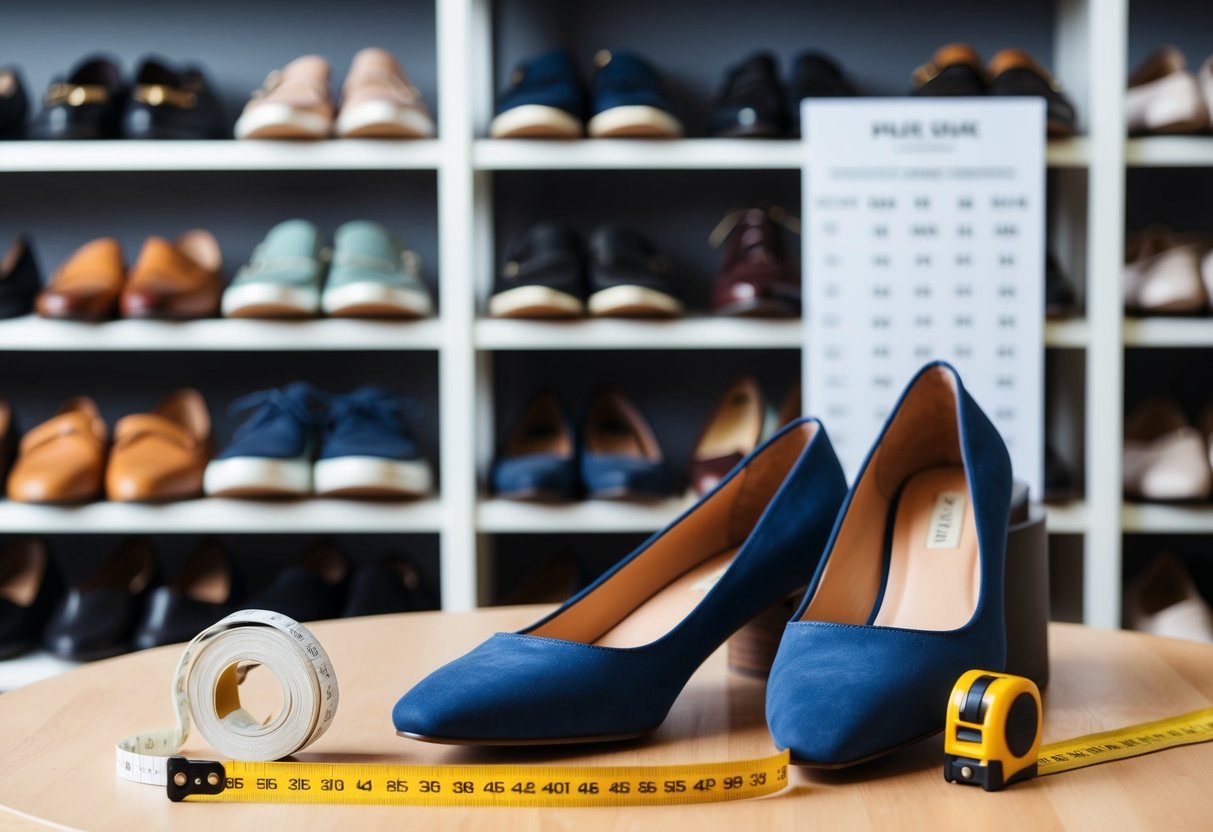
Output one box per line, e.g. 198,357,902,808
944,669,1213,791
165,753,790,806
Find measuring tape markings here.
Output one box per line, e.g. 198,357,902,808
1036,707,1213,776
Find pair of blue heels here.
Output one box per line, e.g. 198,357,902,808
392,362,1039,766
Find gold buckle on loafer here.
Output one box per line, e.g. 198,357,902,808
45,83,110,108
132,84,197,109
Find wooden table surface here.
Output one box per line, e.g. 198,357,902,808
1,608,1211,831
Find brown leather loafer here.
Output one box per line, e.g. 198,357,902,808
106,388,211,502
36,238,125,321
7,397,107,503
710,207,801,317
121,230,223,319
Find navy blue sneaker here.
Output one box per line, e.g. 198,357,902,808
314,387,432,498
588,49,683,138
491,392,578,501
204,383,321,497
581,387,670,500
490,49,586,139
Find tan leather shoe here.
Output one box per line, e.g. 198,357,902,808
1126,46,1210,135
1123,399,1213,501
1124,226,1210,315
106,389,211,502
234,56,334,140
335,47,435,138
36,238,125,321
7,397,107,503
120,230,223,319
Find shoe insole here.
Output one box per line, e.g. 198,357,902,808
586,418,645,458
512,422,568,457
0,545,43,607
594,547,739,648
871,466,979,631
696,388,761,460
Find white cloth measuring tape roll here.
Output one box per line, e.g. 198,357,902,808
115,609,338,786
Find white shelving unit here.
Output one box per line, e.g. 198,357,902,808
5,0,1200,692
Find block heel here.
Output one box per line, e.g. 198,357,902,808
728,590,802,677
1004,486,1051,690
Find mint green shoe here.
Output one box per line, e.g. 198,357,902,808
222,220,325,318
322,221,433,318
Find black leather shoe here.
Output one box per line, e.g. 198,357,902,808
709,52,788,138
30,55,125,140
788,51,858,135
910,43,988,97
122,57,226,140
247,541,348,622
1046,253,1078,318
343,553,435,617
0,236,42,319
43,539,156,661
0,67,30,138
0,538,62,660
988,49,1077,137
489,223,586,318
587,225,683,317
132,540,240,649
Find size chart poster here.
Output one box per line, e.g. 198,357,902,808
803,99,1044,494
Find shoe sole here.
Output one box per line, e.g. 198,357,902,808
204,456,312,497
223,283,321,319
335,101,436,139
488,285,584,318
588,105,683,139
314,456,432,498
322,282,433,318
789,728,943,769
397,728,653,746
588,284,683,318
715,298,799,318
235,104,332,140
490,105,582,139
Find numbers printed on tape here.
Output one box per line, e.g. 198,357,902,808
1035,708,1213,777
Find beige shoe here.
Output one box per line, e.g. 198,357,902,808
1123,400,1213,502
235,56,333,140
1124,226,1209,315
1125,554,1213,643
1126,46,1210,135
335,48,434,139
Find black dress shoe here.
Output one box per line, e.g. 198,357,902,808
488,223,586,318
0,67,29,139
910,43,988,97
988,49,1077,137
343,554,435,617
788,51,858,135
709,52,788,138
30,55,125,140
133,540,240,650
586,225,683,317
0,236,42,319
0,538,62,660
43,539,156,661
247,541,347,622
1046,253,1078,318
122,57,226,140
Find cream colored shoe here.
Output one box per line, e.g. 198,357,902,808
1125,554,1213,643
235,55,334,140
1124,226,1209,315
335,48,434,139
1126,46,1210,135
1123,400,1213,502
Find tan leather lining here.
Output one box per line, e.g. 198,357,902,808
507,394,572,458
0,539,46,607
84,541,155,594
174,542,230,604
1,239,22,276
585,390,660,461
694,377,763,460
529,421,817,646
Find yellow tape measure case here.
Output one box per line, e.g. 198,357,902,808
943,669,1042,791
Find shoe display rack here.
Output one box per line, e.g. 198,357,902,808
2,0,1212,688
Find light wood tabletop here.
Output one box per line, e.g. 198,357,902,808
1,608,1211,831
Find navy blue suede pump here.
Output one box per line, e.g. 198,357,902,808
765,361,1039,767
393,417,847,744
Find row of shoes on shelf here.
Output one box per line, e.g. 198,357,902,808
490,44,1075,139
0,48,432,141
492,378,799,502
1127,46,1213,136
1124,226,1213,316
0,220,430,322
0,384,431,504
0,536,434,662
1123,398,1213,502
1126,553,1213,643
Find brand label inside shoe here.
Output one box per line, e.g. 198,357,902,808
691,566,730,593
926,491,966,549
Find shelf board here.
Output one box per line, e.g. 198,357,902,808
1044,318,1088,348
474,137,1087,171
479,496,1085,534
1123,317,1213,347
0,498,443,534
1125,137,1213,167
0,651,80,693
475,316,802,350
0,140,444,173
0,315,443,351
1122,503,1213,533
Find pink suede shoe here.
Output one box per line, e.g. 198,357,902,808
336,48,434,139
235,56,334,140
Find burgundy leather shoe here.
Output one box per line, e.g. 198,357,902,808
711,207,801,317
